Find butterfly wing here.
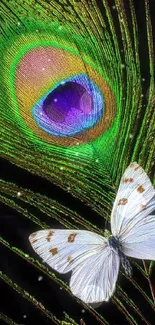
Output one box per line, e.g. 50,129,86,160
29,229,120,303
70,245,120,303
110,162,155,260
29,229,105,273
120,212,155,260
111,162,155,236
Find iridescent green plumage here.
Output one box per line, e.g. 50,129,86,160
0,0,155,324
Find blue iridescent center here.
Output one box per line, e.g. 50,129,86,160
32,74,104,136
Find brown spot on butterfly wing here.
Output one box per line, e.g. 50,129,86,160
137,185,145,193
129,162,141,171
122,178,134,183
68,233,77,243
140,204,147,210
29,232,38,244
50,247,58,255
30,233,37,238
67,255,73,263
31,238,38,244
118,198,128,205
129,162,135,167
135,165,141,171
46,230,55,242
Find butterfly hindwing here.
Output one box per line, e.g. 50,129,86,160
121,212,155,260
120,194,155,260
111,162,155,237
70,246,120,303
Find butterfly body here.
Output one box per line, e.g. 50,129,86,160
119,253,132,277
108,235,120,251
29,163,155,303
108,235,132,276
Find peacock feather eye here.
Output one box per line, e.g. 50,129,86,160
14,39,116,146
1,1,153,194
2,23,117,148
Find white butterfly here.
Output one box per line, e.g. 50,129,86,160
29,162,155,304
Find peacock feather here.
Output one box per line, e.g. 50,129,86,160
0,0,155,324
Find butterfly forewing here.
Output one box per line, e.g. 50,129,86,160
29,229,107,274
111,162,155,237
110,162,155,260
